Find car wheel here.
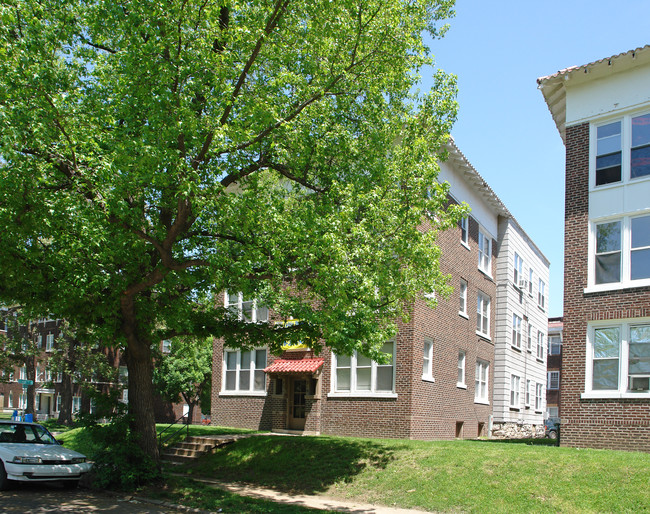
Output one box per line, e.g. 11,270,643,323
62,480,79,490
547,430,558,440
0,462,9,491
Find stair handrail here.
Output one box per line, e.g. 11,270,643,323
158,413,190,449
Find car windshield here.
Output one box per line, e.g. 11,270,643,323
0,423,58,444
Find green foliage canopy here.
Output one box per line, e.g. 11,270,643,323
0,0,461,458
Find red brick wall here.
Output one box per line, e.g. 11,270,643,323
211,203,496,440
562,122,650,451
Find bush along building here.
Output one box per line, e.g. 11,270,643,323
539,45,650,451
211,139,550,440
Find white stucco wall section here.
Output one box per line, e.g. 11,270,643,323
438,159,498,237
566,63,650,127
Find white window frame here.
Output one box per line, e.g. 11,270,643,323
535,383,543,412
329,342,397,398
56,395,61,412
162,339,172,354
19,367,26,380
8,391,13,408
457,351,466,389
538,279,546,310
548,335,562,355
587,212,650,293
221,348,268,396
583,319,650,399
225,292,269,323
510,374,521,409
45,333,54,352
525,379,531,408
72,396,82,413
19,393,27,410
537,331,545,361
527,325,533,353
512,313,522,350
422,339,434,382
476,292,490,339
528,268,534,296
547,371,560,390
590,113,650,191
474,359,489,404
478,229,492,275
459,279,468,318
514,252,523,287
460,216,469,247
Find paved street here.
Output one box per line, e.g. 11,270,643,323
0,483,177,513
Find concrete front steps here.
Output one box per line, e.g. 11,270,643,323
161,434,245,464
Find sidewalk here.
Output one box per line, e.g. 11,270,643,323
167,473,431,514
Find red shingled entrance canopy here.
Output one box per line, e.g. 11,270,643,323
263,358,324,374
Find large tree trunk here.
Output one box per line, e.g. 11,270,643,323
57,374,74,425
121,295,160,466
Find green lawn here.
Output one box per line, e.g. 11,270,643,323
57,426,650,513
172,435,650,513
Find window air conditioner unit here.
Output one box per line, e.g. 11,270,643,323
629,375,650,391
518,278,528,289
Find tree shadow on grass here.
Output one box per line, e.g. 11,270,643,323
180,435,405,495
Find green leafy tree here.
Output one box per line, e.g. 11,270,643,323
0,307,42,415
46,321,119,425
153,337,212,424
0,0,462,462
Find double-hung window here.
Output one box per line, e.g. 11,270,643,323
528,268,534,296
548,335,562,355
476,292,490,338
460,217,469,246
512,314,522,349
332,342,395,395
459,280,467,317
592,214,650,288
527,325,533,352
475,360,489,403
631,113,650,179
46,333,54,352
514,253,523,287
223,348,267,393
510,375,521,408
596,121,622,186
538,279,546,310
547,371,560,390
525,379,531,407
478,230,491,274
535,383,543,411
537,331,545,360
422,339,434,381
594,113,650,187
225,292,269,323
457,351,466,388
585,322,650,397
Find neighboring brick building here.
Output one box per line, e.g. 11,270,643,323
546,317,563,420
539,46,650,451
0,316,202,424
212,140,549,440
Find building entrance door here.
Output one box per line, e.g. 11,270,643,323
288,379,307,430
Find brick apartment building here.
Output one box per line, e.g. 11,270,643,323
539,46,650,451
212,140,550,440
0,316,201,424
546,317,563,420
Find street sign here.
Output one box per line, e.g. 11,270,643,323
17,379,33,385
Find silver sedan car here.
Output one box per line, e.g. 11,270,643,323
0,420,92,489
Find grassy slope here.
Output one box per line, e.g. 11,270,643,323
176,435,650,513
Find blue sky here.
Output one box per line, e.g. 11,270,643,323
419,1,650,318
